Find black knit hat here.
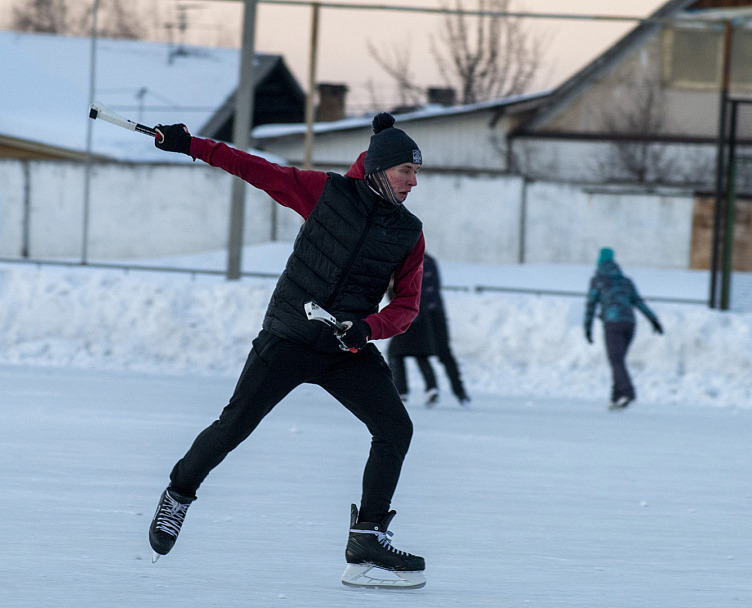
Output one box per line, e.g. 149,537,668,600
364,112,422,175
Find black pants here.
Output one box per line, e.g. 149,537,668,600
391,353,465,398
390,310,466,399
604,322,636,402
169,330,413,523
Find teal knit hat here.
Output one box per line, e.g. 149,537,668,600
598,248,614,264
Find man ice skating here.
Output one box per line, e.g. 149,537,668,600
148,112,427,588
388,252,470,407
584,247,664,410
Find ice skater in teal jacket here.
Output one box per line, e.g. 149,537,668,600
584,248,663,409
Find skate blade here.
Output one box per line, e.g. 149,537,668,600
152,551,162,563
341,563,426,589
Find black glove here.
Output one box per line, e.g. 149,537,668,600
336,320,370,352
154,123,192,155
651,319,663,335
584,326,593,344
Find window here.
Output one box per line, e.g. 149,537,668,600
664,27,722,88
730,29,752,90
664,25,752,91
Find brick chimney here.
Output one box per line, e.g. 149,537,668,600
427,87,456,106
316,83,348,122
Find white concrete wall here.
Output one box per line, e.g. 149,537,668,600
0,160,302,260
523,182,695,268
404,172,524,264
0,162,26,257
0,159,697,269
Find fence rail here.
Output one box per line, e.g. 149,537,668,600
0,257,707,306
442,284,706,305
0,257,279,281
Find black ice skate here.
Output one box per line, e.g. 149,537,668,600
609,396,633,410
342,504,425,589
424,388,439,408
149,487,195,562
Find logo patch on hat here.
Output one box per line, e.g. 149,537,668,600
412,149,422,164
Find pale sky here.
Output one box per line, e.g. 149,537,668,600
3,0,667,111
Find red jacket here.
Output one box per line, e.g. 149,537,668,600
190,139,424,340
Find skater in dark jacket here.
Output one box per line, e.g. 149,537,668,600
388,252,469,407
148,113,427,588
584,248,663,409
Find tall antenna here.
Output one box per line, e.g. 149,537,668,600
165,1,203,62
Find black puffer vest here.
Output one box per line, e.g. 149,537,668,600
262,173,422,352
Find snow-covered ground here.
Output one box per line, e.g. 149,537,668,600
1,242,749,409
1,244,751,606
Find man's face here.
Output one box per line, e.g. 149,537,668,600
385,162,421,202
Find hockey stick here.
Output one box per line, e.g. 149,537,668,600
304,302,358,353
88,102,158,138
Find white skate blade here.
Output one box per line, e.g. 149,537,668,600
341,563,426,589
152,551,162,563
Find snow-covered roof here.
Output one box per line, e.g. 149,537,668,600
0,30,279,162
252,91,552,140
2,29,550,163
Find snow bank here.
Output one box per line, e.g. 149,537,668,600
1,253,749,409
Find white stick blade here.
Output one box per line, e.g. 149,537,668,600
89,101,137,131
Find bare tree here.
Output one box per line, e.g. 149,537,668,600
594,75,689,185
12,0,69,33
96,0,141,39
366,38,425,110
598,84,672,183
431,0,542,104
369,0,543,107
12,0,141,39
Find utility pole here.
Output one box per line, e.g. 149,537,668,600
226,0,258,280
303,3,320,170
83,0,101,264
710,20,733,308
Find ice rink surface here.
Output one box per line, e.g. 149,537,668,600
3,364,749,607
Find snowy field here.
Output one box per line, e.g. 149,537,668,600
1,244,751,606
